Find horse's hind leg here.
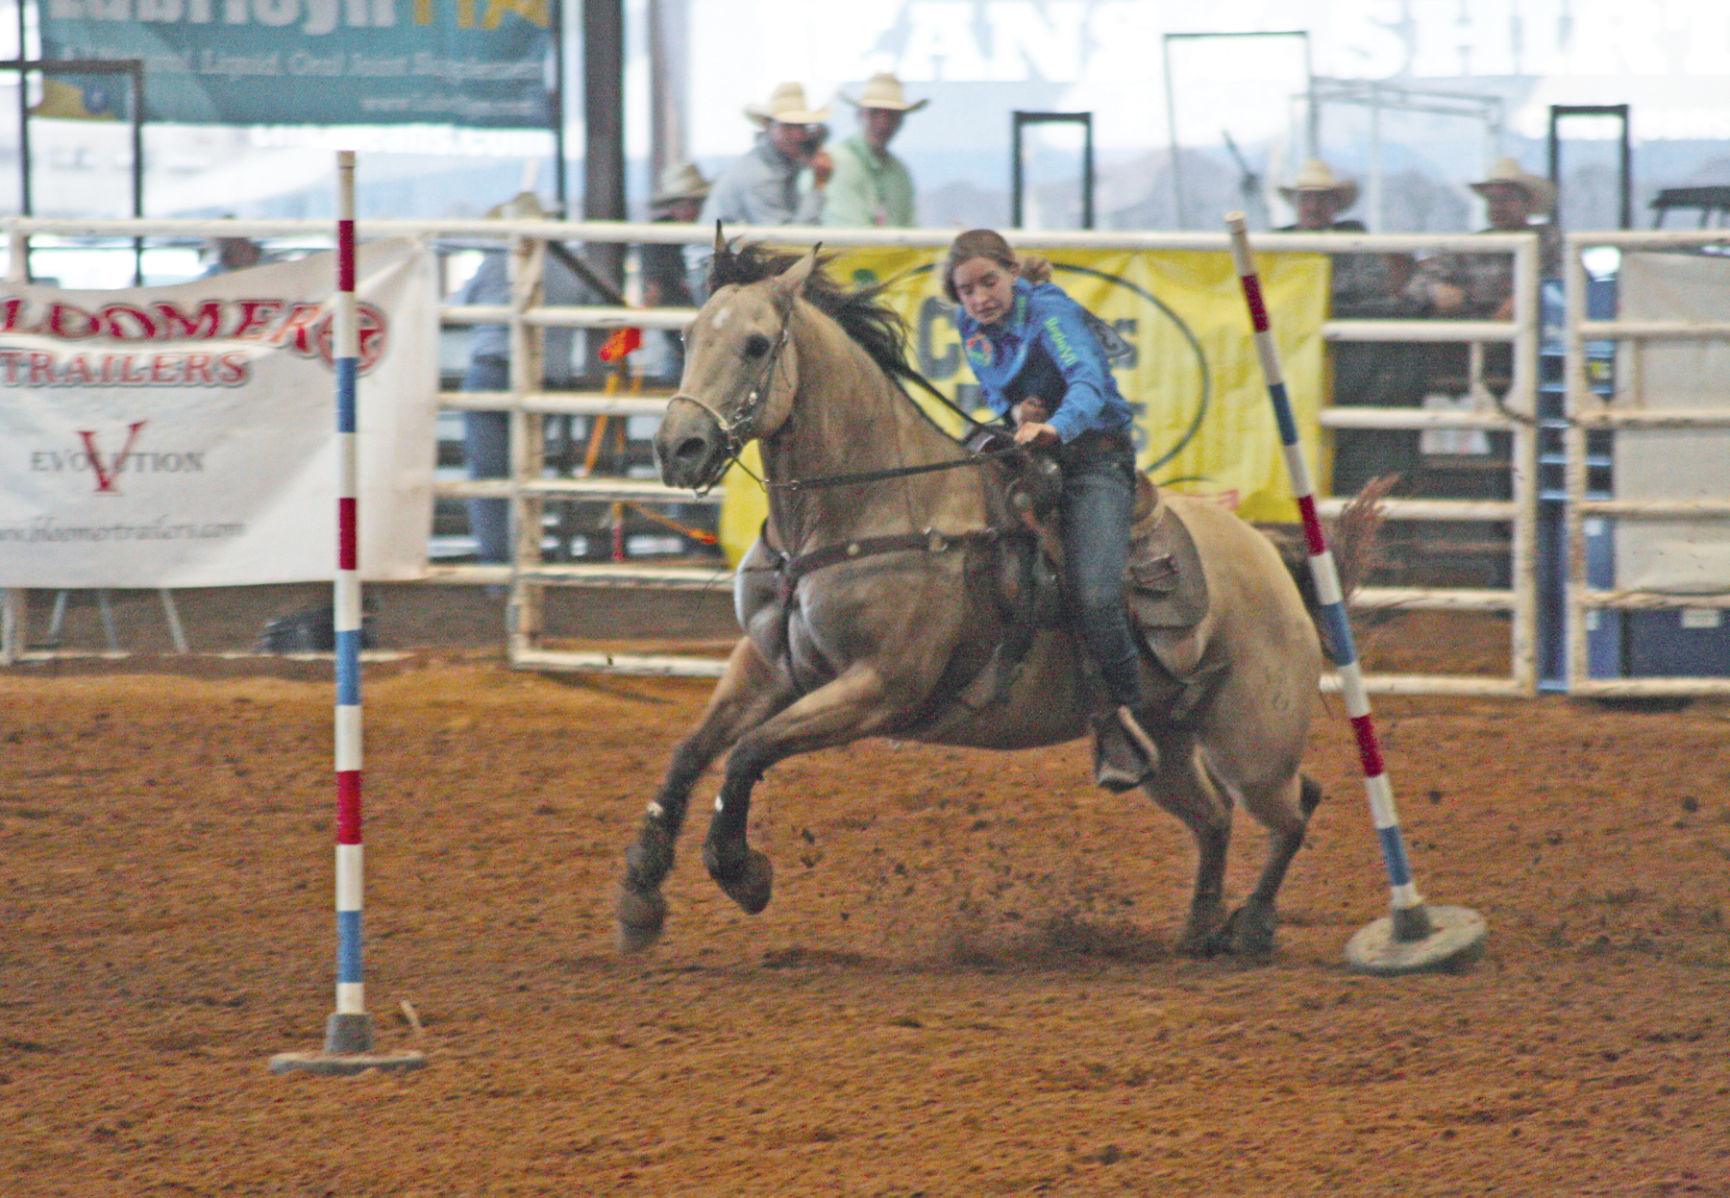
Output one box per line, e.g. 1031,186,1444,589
1210,767,1325,958
617,640,796,952
1138,732,1235,956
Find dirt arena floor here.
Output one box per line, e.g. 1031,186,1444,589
3,585,1728,1196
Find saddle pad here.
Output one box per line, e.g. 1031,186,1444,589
1124,501,1209,630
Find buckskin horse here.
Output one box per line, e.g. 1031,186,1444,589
615,242,1379,959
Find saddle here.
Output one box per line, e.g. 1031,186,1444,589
957,464,1215,734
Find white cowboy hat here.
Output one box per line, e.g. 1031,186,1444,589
1277,158,1359,210
485,191,555,220
841,72,928,113
1470,157,1557,214
744,81,831,126
649,161,711,209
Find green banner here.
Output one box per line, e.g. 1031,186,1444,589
38,0,555,127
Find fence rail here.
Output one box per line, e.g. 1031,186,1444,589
1560,228,1730,699
1,216,1564,694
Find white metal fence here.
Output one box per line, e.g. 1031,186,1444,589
1,216,1567,693
1560,229,1730,699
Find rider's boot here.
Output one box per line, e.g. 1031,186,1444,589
1092,704,1159,793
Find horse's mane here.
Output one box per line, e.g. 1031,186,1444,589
708,242,918,384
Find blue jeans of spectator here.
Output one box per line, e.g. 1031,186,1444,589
462,355,511,563
1058,432,1143,710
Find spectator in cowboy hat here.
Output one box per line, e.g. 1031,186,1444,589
1407,157,1561,319
1275,157,1365,233
641,161,711,380
448,189,592,564
1276,157,1416,315
686,81,833,289
821,72,927,228
1276,159,1426,496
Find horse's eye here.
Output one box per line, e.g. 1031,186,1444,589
742,332,772,359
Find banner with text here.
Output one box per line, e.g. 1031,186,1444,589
39,0,555,127
0,238,438,587
719,247,1328,566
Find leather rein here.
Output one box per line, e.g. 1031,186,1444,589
668,285,1037,587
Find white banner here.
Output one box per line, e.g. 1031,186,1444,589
0,238,437,587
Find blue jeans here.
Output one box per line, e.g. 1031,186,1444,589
1058,432,1143,709
462,355,511,564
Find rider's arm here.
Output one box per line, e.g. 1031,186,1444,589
1027,286,1115,443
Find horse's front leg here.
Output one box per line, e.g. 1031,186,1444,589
617,639,797,952
701,663,898,916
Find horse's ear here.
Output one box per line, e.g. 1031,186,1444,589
772,245,820,303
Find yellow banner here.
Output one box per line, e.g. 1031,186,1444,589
718,247,1327,565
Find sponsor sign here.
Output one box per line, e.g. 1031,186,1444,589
718,247,1327,566
38,0,554,127
0,238,438,587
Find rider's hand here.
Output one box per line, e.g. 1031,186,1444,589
1011,399,1050,426
1013,421,1058,448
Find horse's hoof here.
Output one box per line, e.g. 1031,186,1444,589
615,886,667,954
1176,898,1228,958
705,844,774,915
1224,903,1279,959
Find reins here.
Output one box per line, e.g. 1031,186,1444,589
671,280,1020,495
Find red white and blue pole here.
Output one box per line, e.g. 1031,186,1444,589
329,148,369,1050
272,152,424,1072
1224,213,1487,975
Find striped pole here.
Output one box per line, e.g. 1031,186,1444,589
272,153,425,1073
1224,213,1487,975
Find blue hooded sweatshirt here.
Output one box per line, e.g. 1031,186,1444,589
955,277,1133,444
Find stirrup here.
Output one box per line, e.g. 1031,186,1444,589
1092,705,1159,793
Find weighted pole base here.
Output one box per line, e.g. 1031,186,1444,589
269,1012,428,1076
1344,904,1489,976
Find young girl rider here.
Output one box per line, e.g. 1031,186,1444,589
942,228,1158,789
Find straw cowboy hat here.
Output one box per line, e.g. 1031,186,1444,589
842,72,928,113
1278,158,1359,210
744,81,831,126
485,191,555,220
1470,157,1557,214
649,161,711,209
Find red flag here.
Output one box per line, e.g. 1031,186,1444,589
599,327,642,362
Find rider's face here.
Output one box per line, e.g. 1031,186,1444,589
951,256,1018,327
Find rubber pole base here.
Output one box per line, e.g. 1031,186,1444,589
269,1012,428,1076
1344,904,1489,977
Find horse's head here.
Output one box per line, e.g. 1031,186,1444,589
655,246,818,492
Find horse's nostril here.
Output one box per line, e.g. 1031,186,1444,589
675,436,709,465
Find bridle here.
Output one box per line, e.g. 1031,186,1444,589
663,286,798,493
664,282,1023,496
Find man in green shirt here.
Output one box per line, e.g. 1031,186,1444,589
820,72,926,229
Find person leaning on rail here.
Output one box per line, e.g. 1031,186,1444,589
1403,157,1562,322
1277,158,1429,495
447,190,594,566
640,161,711,384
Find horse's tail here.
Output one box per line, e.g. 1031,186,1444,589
1261,474,1395,661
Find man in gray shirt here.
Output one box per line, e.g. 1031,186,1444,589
685,82,833,292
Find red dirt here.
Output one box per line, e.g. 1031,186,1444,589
2,587,1728,1196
